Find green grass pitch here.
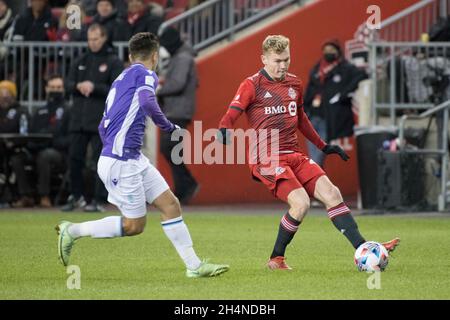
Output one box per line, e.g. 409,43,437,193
0,210,449,299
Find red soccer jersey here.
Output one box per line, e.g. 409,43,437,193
219,69,326,162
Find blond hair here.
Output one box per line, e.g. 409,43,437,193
0,80,17,98
262,35,290,54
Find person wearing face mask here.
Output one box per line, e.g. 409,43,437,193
304,39,368,168
26,75,70,208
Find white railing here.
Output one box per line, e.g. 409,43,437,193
158,0,303,51
0,41,128,111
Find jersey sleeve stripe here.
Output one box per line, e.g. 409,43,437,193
136,85,155,94
229,105,244,112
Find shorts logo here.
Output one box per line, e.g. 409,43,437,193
275,167,286,176
112,178,118,186
309,159,316,165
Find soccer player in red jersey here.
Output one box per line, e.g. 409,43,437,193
218,35,399,270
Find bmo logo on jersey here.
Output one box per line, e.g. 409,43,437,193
264,101,297,116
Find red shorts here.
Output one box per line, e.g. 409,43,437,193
250,152,326,202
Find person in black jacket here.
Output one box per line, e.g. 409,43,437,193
0,80,33,207
90,0,131,42
28,74,70,208
62,23,123,212
304,39,367,168
12,0,58,41
0,80,19,207
127,0,163,37
11,0,59,100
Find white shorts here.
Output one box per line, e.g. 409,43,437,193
97,154,169,219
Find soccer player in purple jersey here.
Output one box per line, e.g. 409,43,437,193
56,33,229,278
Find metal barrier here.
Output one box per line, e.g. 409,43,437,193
367,41,450,211
0,41,129,112
398,100,449,211
364,0,450,212
369,42,450,125
0,1,307,110
373,0,450,42
157,0,302,51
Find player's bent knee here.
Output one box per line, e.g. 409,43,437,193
289,198,310,220
124,225,145,236
158,194,182,220
153,190,181,214
329,185,343,205
122,217,146,236
165,195,181,214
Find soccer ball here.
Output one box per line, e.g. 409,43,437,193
354,241,389,272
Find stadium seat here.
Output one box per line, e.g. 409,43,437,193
165,7,185,20
172,0,189,9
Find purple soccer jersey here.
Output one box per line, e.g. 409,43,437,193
99,63,175,160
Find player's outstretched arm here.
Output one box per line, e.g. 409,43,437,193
297,106,349,161
217,107,242,145
322,144,350,161
217,127,231,145
138,89,177,132
297,105,327,150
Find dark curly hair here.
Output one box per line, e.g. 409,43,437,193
129,32,159,61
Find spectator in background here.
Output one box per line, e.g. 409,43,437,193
28,75,70,208
127,0,163,36
62,23,123,212
304,39,367,168
91,0,130,42
0,80,19,133
12,0,58,41
157,27,199,204
0,0,13,41
78,0,128,18
0,81,34,208
79,0,98,17
11,0,59,100
0,80,20,207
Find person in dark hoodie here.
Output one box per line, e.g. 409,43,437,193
0,80,34,208
11,0,59,100
27,74,70,208
157,27,199,205
127,0,163,37
62,23,123,212
90,0,131,42
303,39,367,168
12,0,58,41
